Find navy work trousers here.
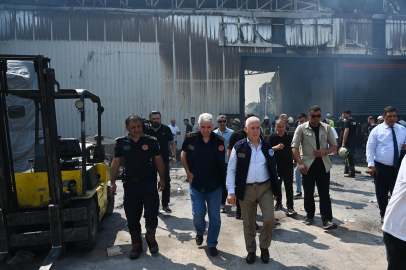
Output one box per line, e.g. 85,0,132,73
384,231,406,270
123,180,159,232
302,167,333,222
374,161,398,217
162,163,171,207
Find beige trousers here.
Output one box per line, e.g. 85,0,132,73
239,180,275,253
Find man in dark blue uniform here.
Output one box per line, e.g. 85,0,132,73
180,113,226,257
110,115,165,260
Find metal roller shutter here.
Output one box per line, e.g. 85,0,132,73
343,63,406,115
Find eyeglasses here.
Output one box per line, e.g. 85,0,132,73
218,120,226,123
311,114,322,119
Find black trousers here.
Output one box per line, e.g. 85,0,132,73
276,167,294,208
123,180,159,232
384,231,406,270
344,141,356,176
161,163,171,207
302,165,333,222
221,164,228,205
374,161,398,217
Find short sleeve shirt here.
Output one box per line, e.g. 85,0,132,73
344,118,358,142
114,135,160,178
213,128,234,163
228,129,247,150
144,124,174,162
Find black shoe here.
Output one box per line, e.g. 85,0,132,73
145,236,159,254
344,174,355,178
162,206,172,213
220,204,227,213
235,211,242,220
130,243,143,260
293,192,302,199
305,217,314,225
196,234,203,246
260,248,269,264
286,207,297,217
381,217,384,224
246,252,256,264
209,247,218,257
255,222,259,230
274,203,282,211
322,220,338,230
355,170,361,174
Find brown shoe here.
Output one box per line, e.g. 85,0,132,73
260,248,269,263
246,252,256,264
344,174,355,178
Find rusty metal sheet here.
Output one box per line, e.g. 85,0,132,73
0,10,15,41
88,12,104,41
52,11,69,41
16,10,33,40
106,13,123,42
70,12,87,41
34,11,52,41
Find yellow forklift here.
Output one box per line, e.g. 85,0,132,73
0,55,114,269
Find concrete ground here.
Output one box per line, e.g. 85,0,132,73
3,155,388,270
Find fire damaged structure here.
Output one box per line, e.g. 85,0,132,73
0,0,406,139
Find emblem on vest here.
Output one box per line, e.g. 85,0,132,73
123,145,130,150
142,144,148,150
269,149,274,156
219,145,224,151
238,153,245,158
188,145,195,151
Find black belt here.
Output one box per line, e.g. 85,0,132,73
124,177,150,183
246,179,269,187
375,161,394,168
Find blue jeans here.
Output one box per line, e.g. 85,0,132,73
189,184,222,247
295,164,302,192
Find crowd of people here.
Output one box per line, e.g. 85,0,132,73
109,106,406,269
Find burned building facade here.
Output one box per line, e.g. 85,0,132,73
1,0,405,141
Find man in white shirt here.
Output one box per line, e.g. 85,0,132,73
382,157,406,270
366,106,406,224
226,117,280,264
169,119,181,147
213,115,234,213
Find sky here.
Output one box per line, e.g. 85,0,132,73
244,72,275,105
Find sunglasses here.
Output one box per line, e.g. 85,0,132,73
218,120,226,123
311,114,322,119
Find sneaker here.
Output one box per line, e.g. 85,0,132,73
293,192,302,199
322,220,337,230
162,206,172,213
286,207,297,217
145,236,159,254
220,204,227,213
344,174,355,178
209,247,218,257
274,203,282,211
196,234,203,246
305,217,314,225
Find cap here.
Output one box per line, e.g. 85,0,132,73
288,117,294,123
377,116,384,120
234,118,240,123
326,112,331,118
264,116,269,120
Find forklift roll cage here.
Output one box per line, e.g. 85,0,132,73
0,54,105,269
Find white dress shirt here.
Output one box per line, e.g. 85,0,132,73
329,127,339,156
383,157,406,241
226,138,270,194
169,124,180,142
366,123,406,167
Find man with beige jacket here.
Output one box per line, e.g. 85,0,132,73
292,105,338,230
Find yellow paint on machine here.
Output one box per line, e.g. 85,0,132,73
14,163,110,209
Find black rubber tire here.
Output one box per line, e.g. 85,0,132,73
104,186,114,218
74,199,98,251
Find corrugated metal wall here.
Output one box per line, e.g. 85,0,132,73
0,9,251,147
